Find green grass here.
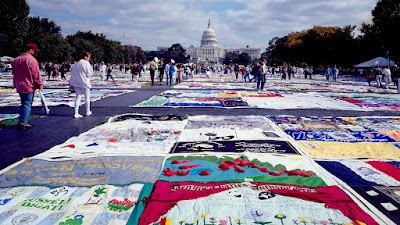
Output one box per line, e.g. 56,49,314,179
0,114,40,129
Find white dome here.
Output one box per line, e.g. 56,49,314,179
200,20,218,47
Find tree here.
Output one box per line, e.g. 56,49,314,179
235,53,251,65
370,0,400,59
25,16,72,62
0,0,29,57
165,44,188,63
223,51,239,65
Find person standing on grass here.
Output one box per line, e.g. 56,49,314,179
12,43,43,130
69,52,93,118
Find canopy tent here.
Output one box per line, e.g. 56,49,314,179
354,57,395,68
0,56,14,62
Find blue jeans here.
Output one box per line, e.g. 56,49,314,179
257,75,266,90
19,92,34,125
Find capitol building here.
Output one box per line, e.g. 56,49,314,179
159,20,261,64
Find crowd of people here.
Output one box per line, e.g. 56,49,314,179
7,42,400,130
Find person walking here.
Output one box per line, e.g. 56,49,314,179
176,64,184,83
332,65,339,82
325,66,332,81
255,62,265,91
365,68,374,86
234,64,239,79
374,65,383,88
382,65,391,89
168,60,176,86
393,65,400,93
69,52,93,118
131,63,140,82
158,61,165,85
149,58,158,85
60,62,66,80
99,62,107,81
105,64,115,82
12,43,43,130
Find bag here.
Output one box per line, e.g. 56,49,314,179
38,90,50,114
365,75,372,80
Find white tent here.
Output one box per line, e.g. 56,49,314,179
0,56,14,62
354,57,395,68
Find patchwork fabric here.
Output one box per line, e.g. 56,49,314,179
159,155,327,187
317,161,400,186
317,160,400,224
286,130,397,142
352,186,400,225
0,184,143,224
139,181,378,225
171,140,300,154
0,156,164,187
33,115,187,159
0,114,19,122
0,88,134,107
299,141,400,158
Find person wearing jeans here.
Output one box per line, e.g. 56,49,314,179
69,52,93,118
12,43,43,130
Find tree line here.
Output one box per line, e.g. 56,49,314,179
1,0,399,67
266,0,400,68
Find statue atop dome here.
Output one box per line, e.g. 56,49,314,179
201,19,218,47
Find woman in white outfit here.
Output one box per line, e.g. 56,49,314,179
383,65,392,89
99,61,107,81
69,52,93,118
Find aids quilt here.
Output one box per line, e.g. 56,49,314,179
269,116,400,159
139,181,378,225
0,183,143,225
317,160,400,224
159,154,327,187
33,114,188,160
0,88,134,107
0,156,164,187
171,115,301,154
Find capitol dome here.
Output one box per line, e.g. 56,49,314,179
200,20,218,47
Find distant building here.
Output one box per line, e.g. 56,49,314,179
158,20,261,64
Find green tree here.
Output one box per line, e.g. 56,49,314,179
223,51,239,65
235,53,251,65
0,0,29,57
24,16,72,62
370,0,400,59
165,43,188,63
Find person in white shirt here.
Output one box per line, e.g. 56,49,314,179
383,65,392,89
99,61,106,81
70,52,93,118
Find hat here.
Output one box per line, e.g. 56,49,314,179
26,43,40,52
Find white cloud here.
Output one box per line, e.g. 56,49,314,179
28,0,376,51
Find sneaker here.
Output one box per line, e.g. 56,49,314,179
17,123,34,130
86,111,92,116
74,114,83,118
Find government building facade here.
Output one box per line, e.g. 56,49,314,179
159,20,261,65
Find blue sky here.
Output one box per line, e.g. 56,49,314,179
28,0,377,51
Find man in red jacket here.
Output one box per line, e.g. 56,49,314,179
12,43,43,130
